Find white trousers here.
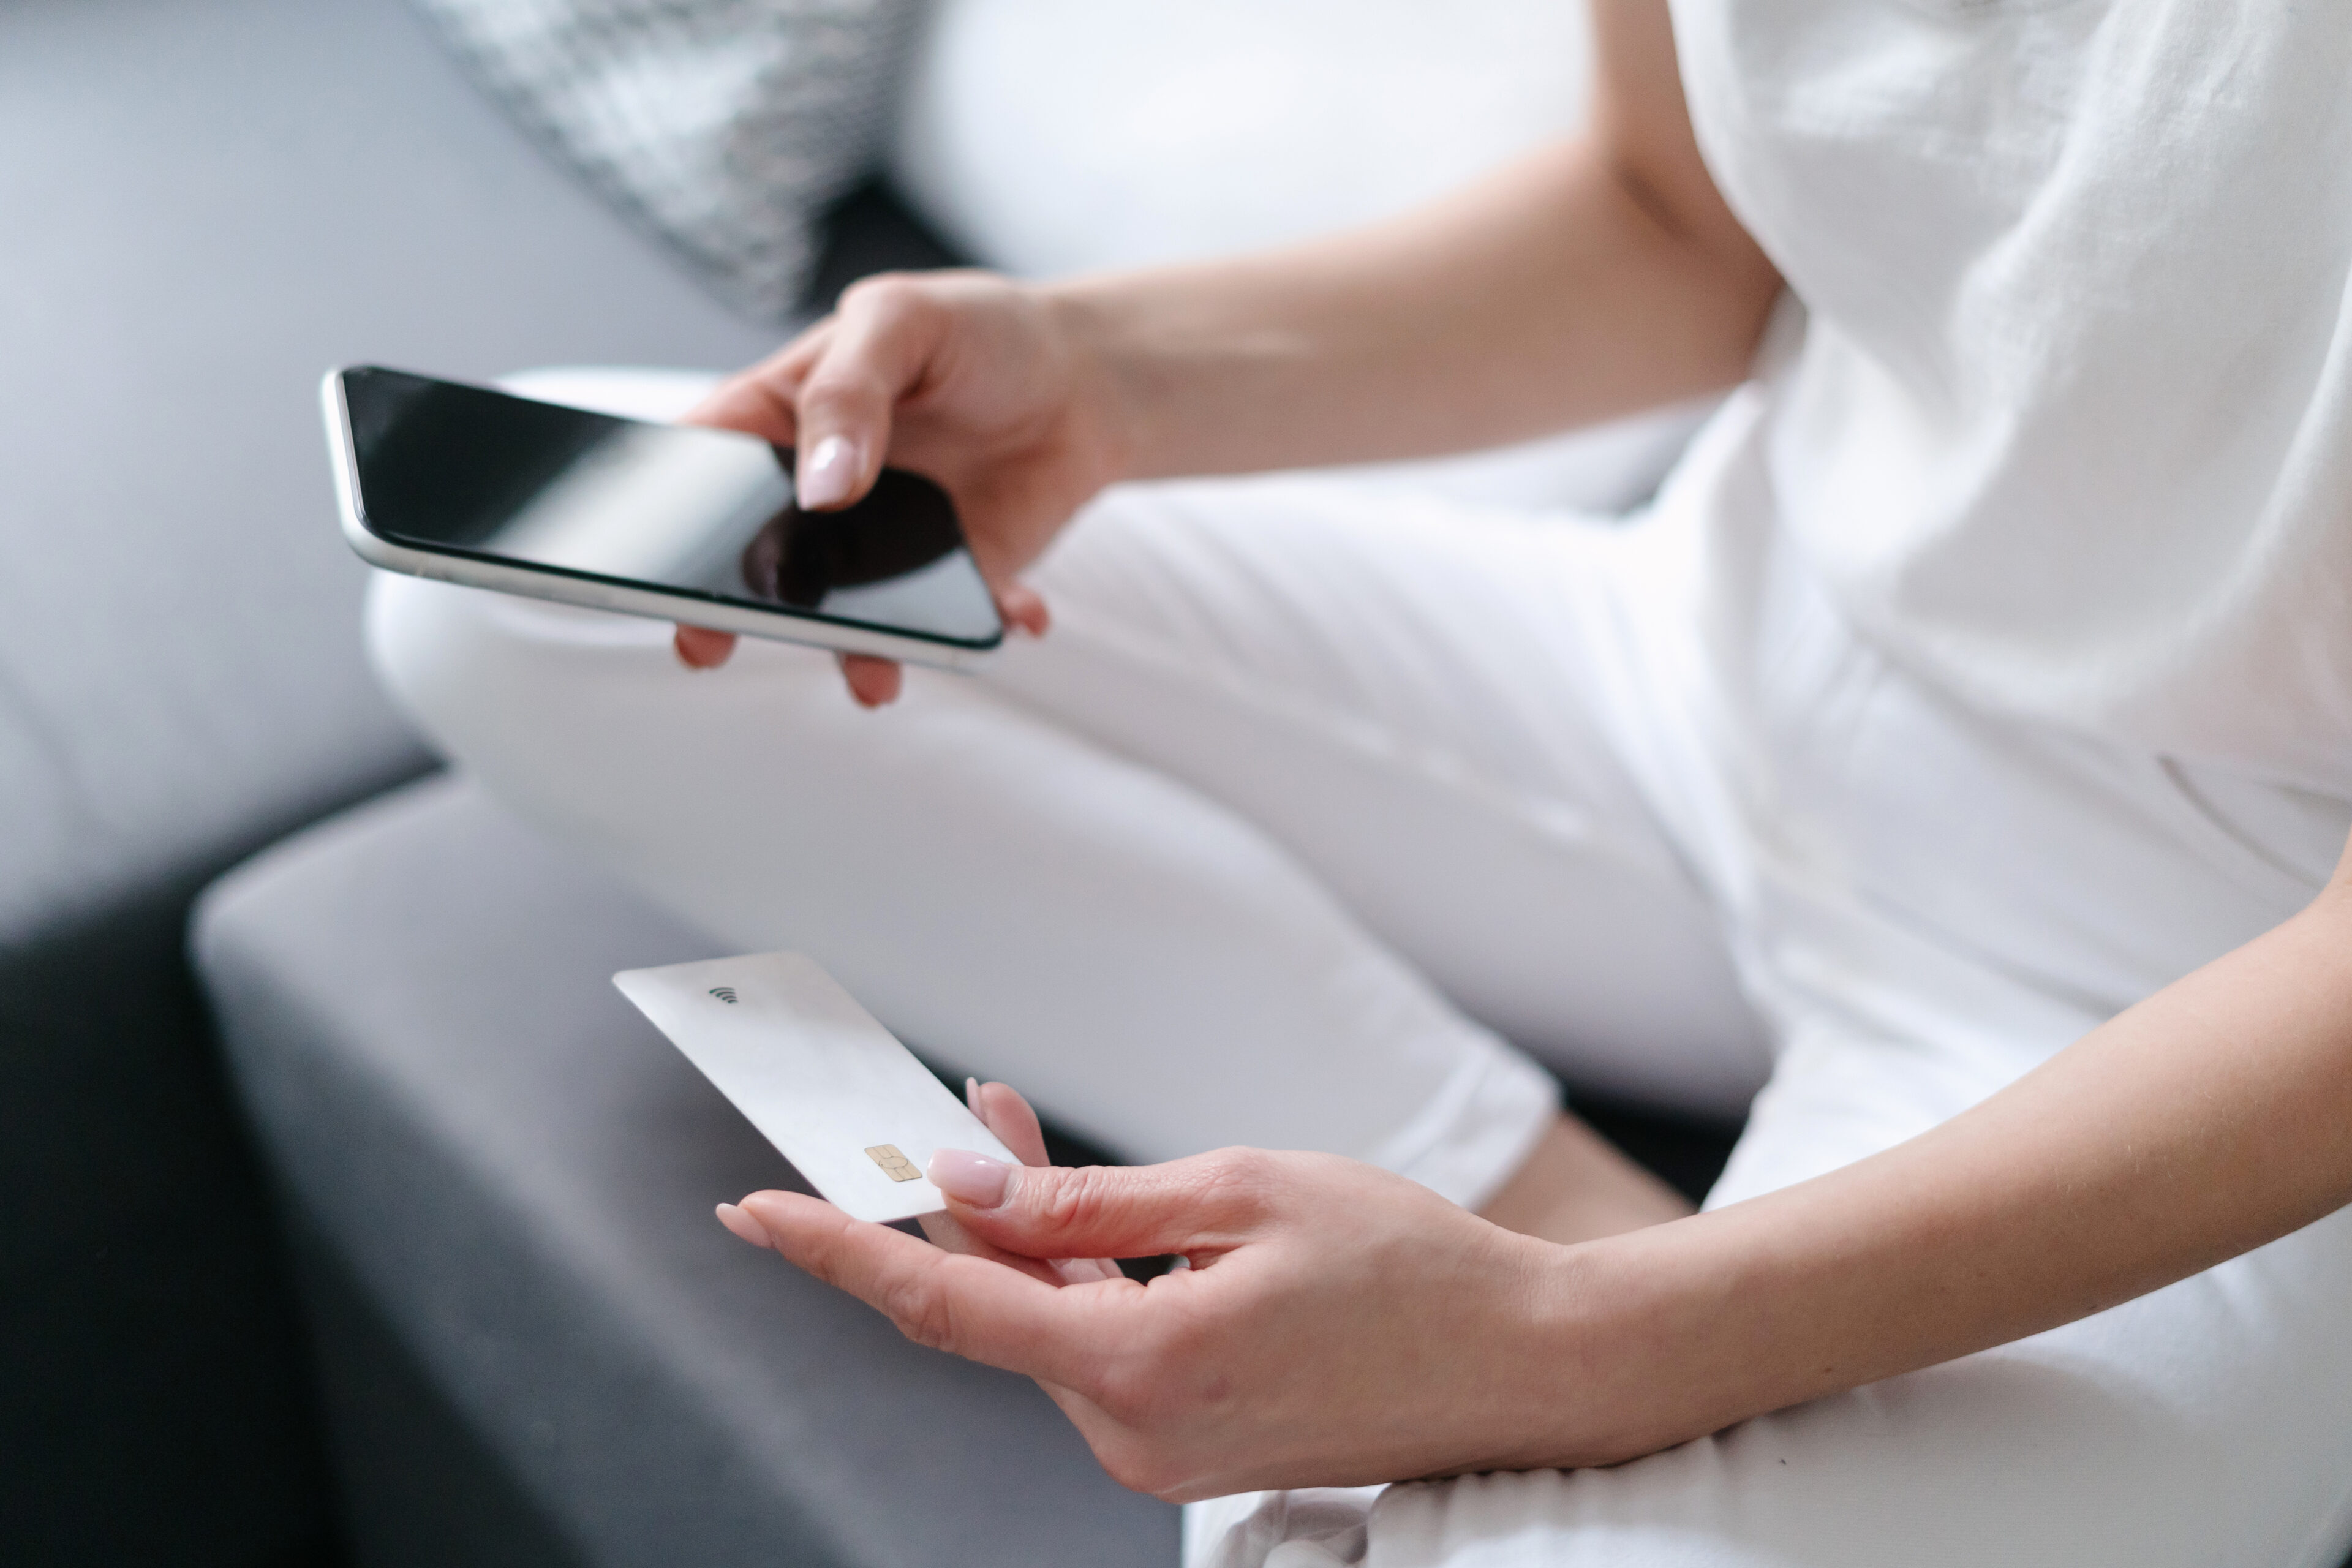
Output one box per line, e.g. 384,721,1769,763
369,370,2352,1567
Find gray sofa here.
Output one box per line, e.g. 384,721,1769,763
7,3,1745,1564
196,776,1177,1567
5,0,873,1561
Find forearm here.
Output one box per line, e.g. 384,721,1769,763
1542,845,2352,1466
1049,138,1779,482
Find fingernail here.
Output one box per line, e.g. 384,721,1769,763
715,1201,772,1248
927,1148,1012,1208
965,1077,981,1112
799,435,856,508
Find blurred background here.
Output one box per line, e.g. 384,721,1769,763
0,4,1727,1564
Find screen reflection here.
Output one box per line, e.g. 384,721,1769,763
342,366,1002,647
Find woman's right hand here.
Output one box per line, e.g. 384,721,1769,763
669,271,1133,705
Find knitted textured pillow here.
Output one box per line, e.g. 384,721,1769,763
412,0,925,322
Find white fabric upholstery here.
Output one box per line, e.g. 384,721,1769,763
890,0,1593,276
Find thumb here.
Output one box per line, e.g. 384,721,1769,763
926,1148,1271,1262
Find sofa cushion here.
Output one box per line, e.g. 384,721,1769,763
410,0,927,320
195,773,1177,1568
891,0,1594,278
0,0,785,960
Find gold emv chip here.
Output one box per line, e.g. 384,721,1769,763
864,1144,921,1182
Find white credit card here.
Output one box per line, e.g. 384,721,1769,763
612,951,1016,1224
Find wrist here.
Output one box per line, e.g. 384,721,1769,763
1501,1216,1774,1471
1036,278,1163,488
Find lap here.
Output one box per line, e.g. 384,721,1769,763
1189,1012,2352,1568
1186,825,2352,1567
368,369,1768,1125
1009,476,1766,1112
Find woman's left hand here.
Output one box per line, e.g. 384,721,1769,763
721,1129,1630,1501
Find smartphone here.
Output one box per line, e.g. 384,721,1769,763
322,365,1003,668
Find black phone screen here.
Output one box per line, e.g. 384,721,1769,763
339,366,1003,648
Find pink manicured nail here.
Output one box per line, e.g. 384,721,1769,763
928,1148,1011,1207
715,1201,772,1248
799,435,857,508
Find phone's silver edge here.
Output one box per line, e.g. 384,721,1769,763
316,366,998,674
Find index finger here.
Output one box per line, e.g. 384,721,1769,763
783,284,952,509
969,1078,1051,1168
684,328,827,443
738,1190,1135,1387
674,625,737,669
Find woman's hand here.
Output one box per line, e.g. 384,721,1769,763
917,1077,1126,1287
663,0,1786,707
718,1077,1122,1287
710,834,2352,1504
720,1136,1625,1501
671,271,1136,704
663,0,1784,704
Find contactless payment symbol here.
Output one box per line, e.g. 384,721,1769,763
865,1145,921,1182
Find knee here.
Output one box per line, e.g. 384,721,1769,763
365,570,550,720
364,570,676,755
364,570,487,742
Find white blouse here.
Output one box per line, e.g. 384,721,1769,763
1668,0,2352,794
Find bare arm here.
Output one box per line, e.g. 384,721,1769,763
1063,0,1782,479
728,831,2352,1496
1556,832,2352,1463
676,0,1781,693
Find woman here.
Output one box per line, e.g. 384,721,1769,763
371,0,2352,1561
